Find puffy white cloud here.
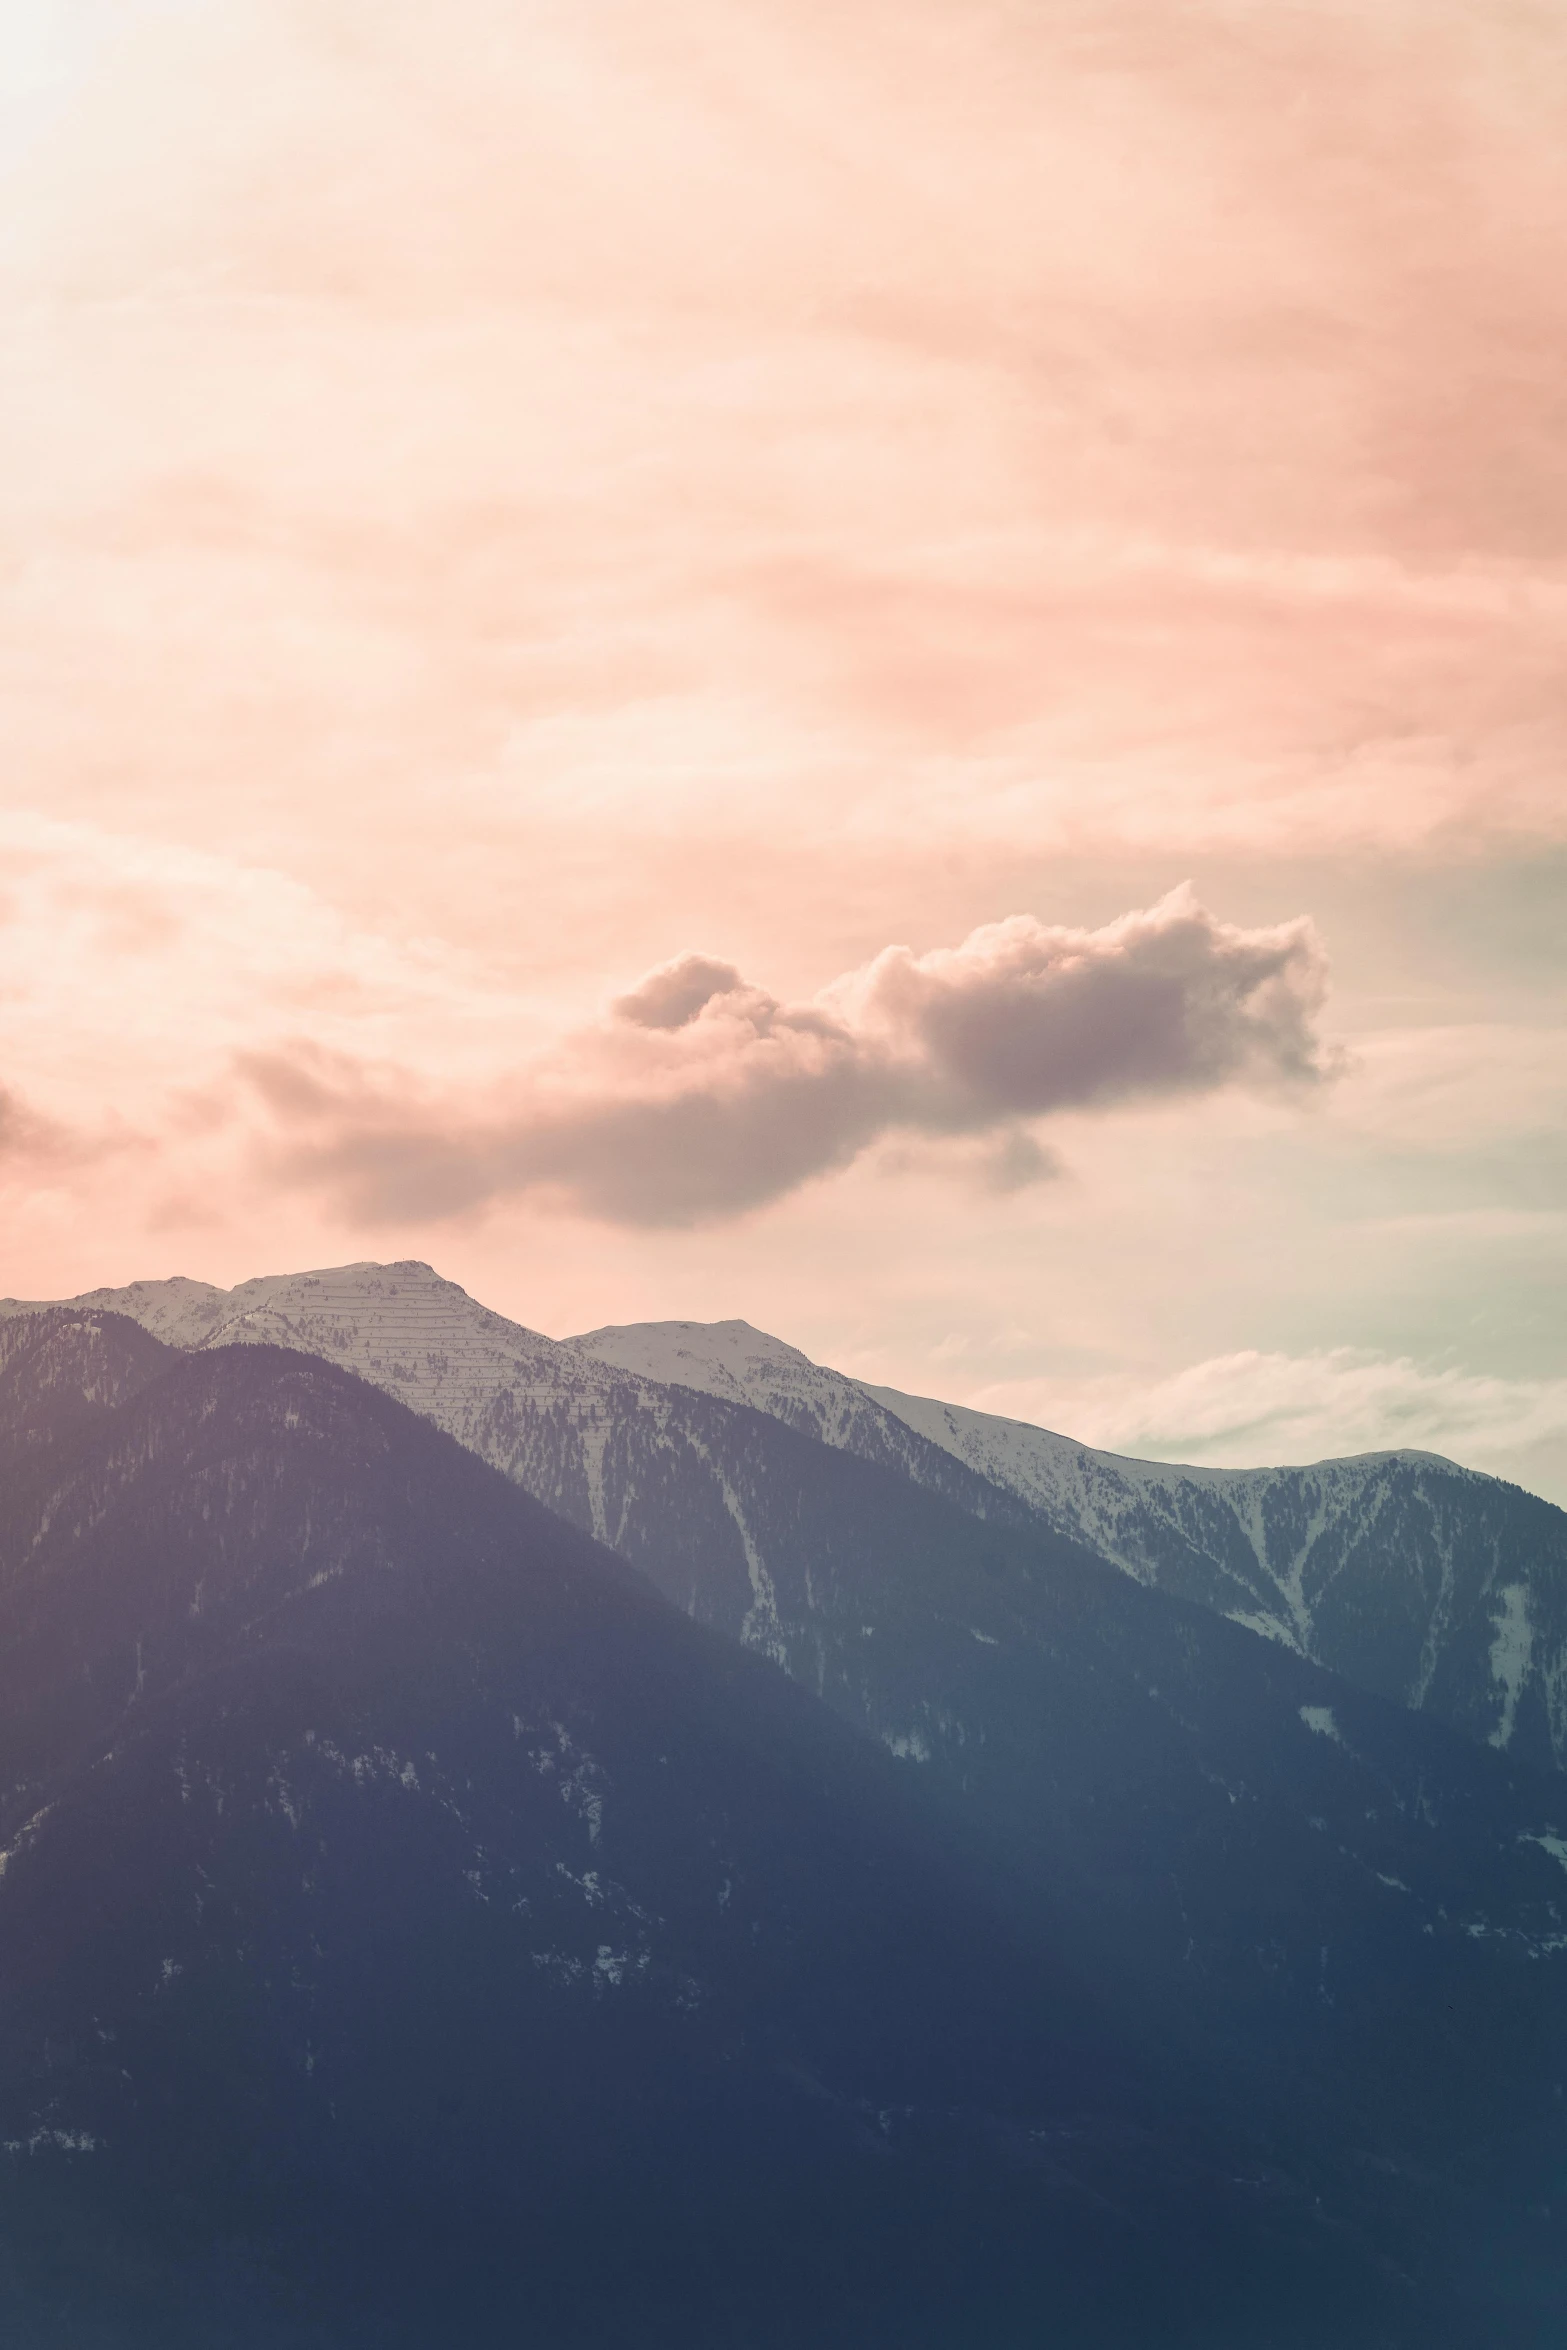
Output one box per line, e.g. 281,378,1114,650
240,887,1336,1225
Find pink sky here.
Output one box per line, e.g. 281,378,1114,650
3,0,1565,1495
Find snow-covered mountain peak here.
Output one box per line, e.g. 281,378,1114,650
565,1315,933,1462
0,1271,235,1350
0,1258,527,1356
569,1317,827,1407
0,1258,630,1448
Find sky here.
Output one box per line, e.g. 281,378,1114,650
2,0,1565,1499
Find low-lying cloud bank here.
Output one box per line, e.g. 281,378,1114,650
970,1349,1567,1486
240,888,1336,1227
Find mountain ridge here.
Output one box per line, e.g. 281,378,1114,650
574,1315,1567,1772
6,1264,1565,1773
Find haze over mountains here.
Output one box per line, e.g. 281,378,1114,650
3,1262,1566,2342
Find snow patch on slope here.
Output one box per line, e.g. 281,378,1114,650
1523,1831,1567,1877
1488,1585,1534,1750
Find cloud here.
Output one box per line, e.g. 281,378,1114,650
4,0,1567,1001
240,887,1336,1227
0,811,522,1129
0,1089,61,1161
967,1348,1567,1479
613,954,745,1031
0,1084,110,1177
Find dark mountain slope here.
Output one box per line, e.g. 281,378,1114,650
508,1367,1567,2307
0,1307,170,1467
0,1314,1410,2350
863,1406,1567,1778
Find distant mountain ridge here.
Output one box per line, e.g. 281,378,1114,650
5,1264,1565,1774
570,1318,1567,1776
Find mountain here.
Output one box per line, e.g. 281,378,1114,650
571,1323,1567,2182
0,1265,1038,1671
5,1286,1567,2339
16,1264,1566,1777
2,1308,1389,2350
573,1317,1567,1775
